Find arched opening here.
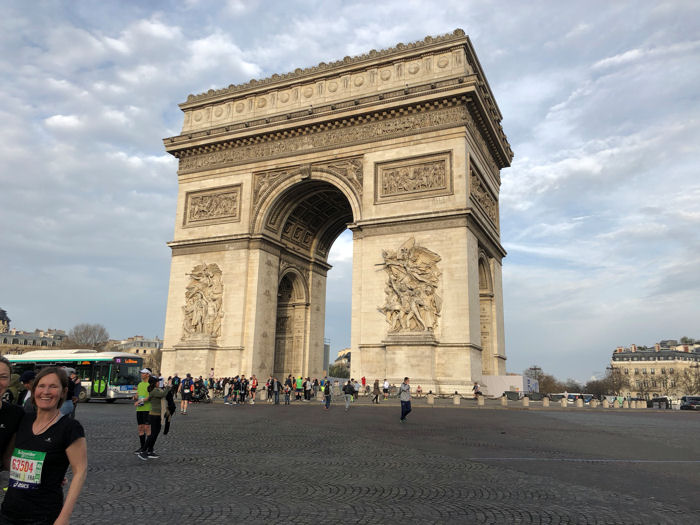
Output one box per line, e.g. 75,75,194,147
478,253,495,375
324,228,353,373
274,272,308,377
262,177,356,379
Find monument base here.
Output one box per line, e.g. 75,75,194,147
161,336,244,378
356,335,481,396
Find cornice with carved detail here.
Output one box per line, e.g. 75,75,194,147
175,99,479,175
184,29,469,105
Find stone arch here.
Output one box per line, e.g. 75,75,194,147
274,269,310,377
253,170,360,260
478,251,495,375
478,253,493,293
161,32,512,393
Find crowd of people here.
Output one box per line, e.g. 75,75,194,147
158,372,412,409
0,357,416,523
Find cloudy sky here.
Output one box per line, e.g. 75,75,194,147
1,1,698,382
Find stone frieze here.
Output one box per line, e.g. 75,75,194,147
179,104,470,173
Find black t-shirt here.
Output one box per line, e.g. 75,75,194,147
1,414,85,522
0,401,24,456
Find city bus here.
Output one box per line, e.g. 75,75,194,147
4,350,144,402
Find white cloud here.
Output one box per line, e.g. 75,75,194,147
44,114,83,129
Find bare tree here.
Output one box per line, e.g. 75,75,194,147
65,323,110,350
584,378,608,397
562,378,583,393
604,367,630,396
678,367,700,395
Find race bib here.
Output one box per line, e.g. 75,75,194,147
10,449,46,489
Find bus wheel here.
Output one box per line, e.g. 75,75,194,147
78,387,88,402
105,399,116,403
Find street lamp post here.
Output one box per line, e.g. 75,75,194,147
528,366,542,383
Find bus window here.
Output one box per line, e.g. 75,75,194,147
92,363,110,397
110,362,140,387
75,364,93,382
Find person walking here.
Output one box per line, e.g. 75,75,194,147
59,368,76,419
342,380,355,411
179,373,193,414
239,375,249,405
171,373,181,399
17,371,35,413
69,370,80,418
383,378,390,400
323,380,332,410
249,375,258,404
304,377,312,401
134,368,152,454
295,376,303,401
399,377,412,423
272,377,281,405
136,376,166,460
267,376,274,404
372,379,380,404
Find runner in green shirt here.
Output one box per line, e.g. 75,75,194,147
133,368,152,455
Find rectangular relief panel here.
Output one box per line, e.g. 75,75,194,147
183,184,242,227
469,160,499,230
374,151,453,204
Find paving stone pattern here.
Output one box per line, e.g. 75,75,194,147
4,398,699,524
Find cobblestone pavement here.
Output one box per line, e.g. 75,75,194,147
5,398,699,524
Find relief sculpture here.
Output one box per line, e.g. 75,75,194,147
185,185,240,226
182,263,224,340
381,160,446,196
470,169,499,228
189,192,237,220
378,238,442,332
375,152,452,203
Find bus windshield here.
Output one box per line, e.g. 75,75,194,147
110,361,141,386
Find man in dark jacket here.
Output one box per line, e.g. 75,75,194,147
342,380,355,411
272,377,282,405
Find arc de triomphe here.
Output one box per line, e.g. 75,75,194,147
160,29,512,393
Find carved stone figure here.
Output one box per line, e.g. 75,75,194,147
378,238,442,332
182,263,224,340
